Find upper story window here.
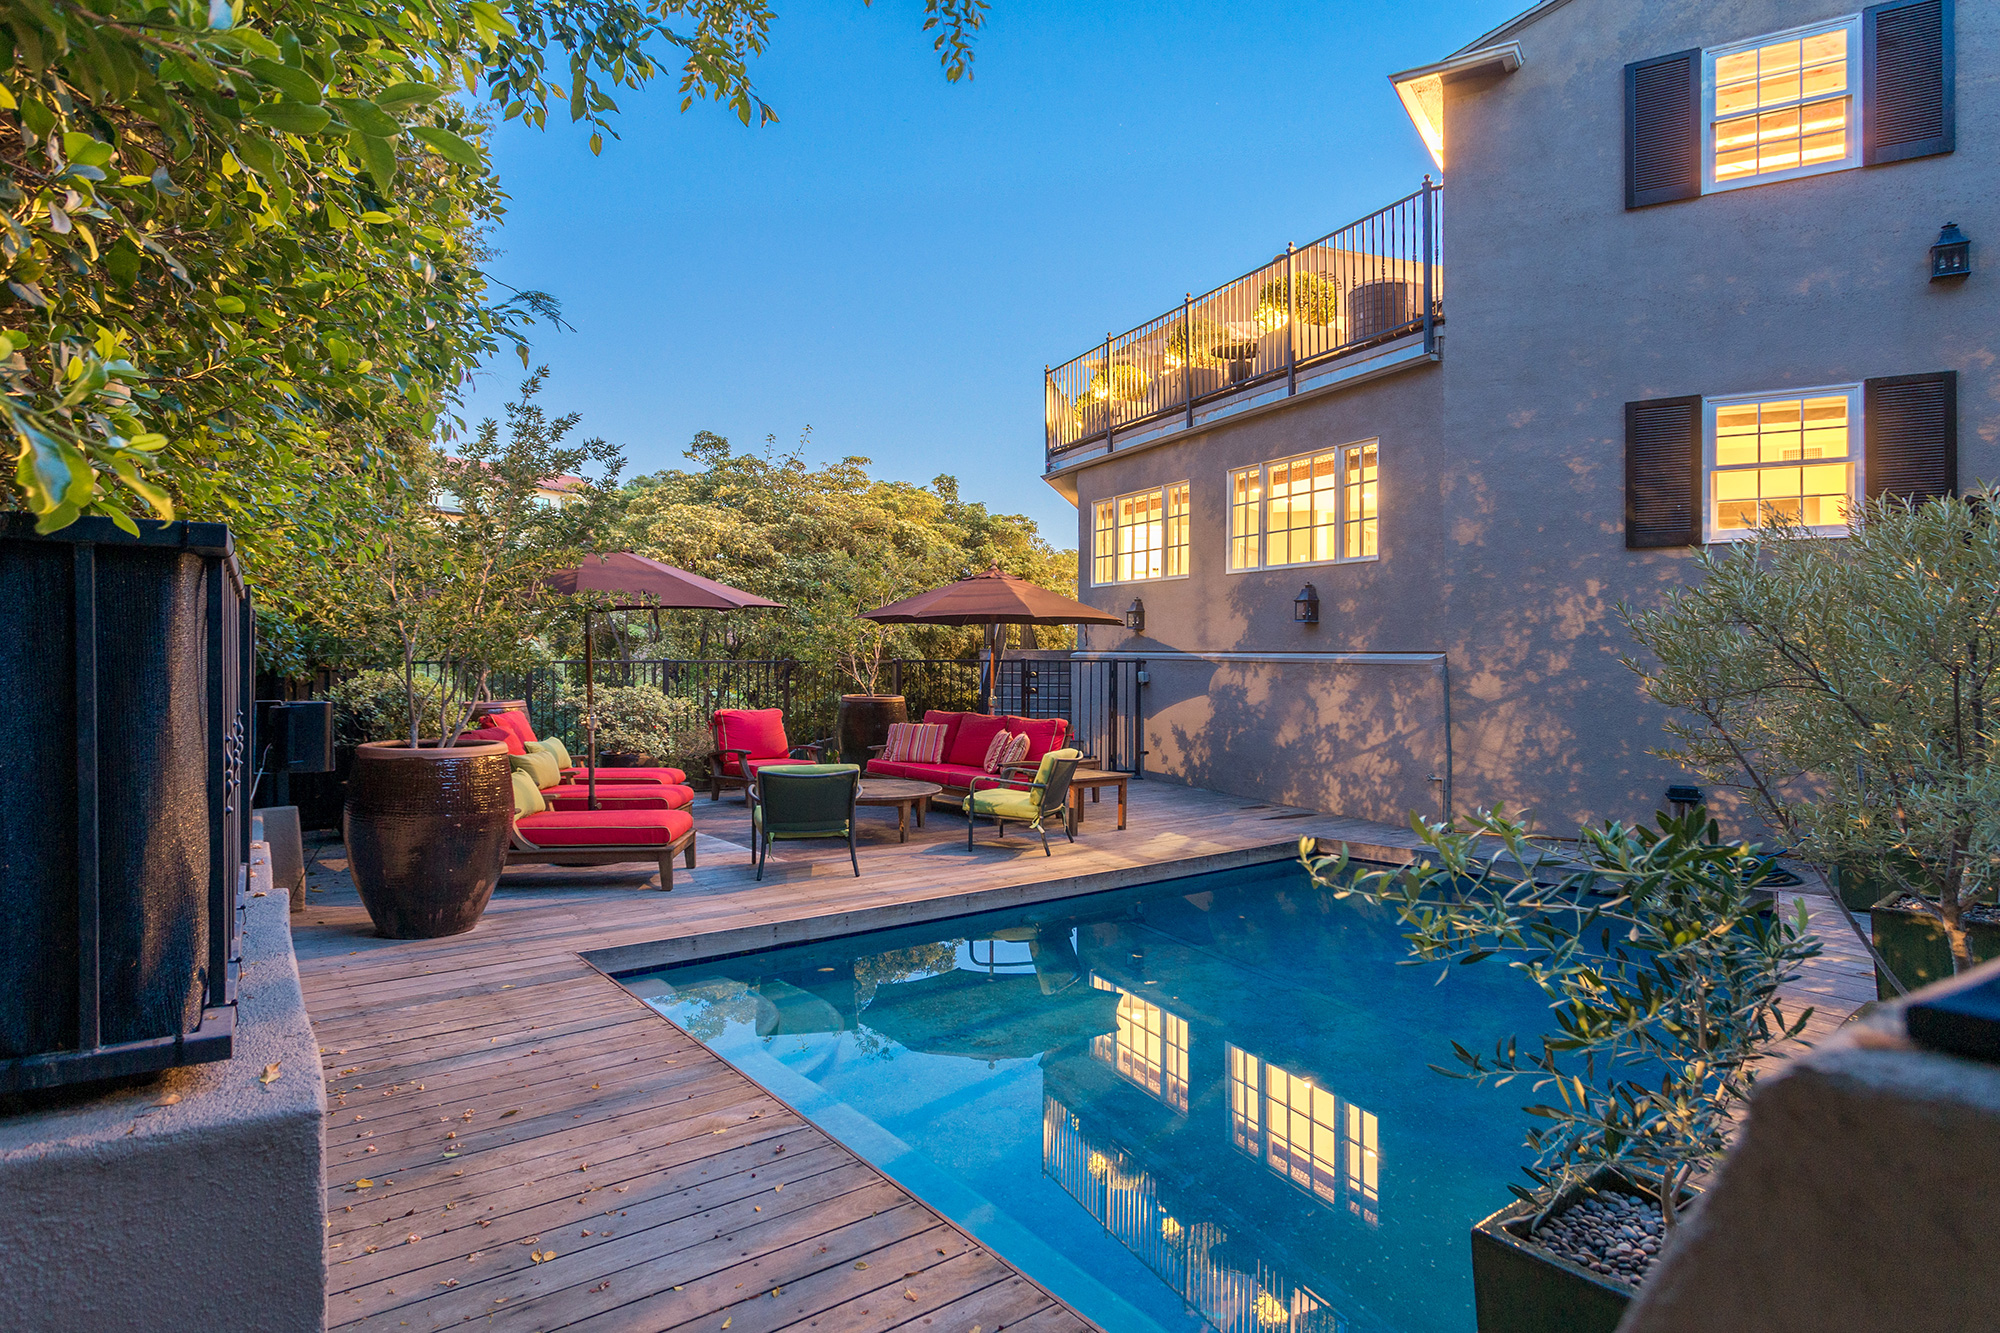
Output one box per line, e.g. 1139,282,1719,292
1707,387,1860,539
1093,482,1189,585
1228,442,1379,573
1707,20,1859,190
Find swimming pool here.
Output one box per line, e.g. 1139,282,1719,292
623,857,1552,1333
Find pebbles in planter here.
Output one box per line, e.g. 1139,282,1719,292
1528,1191,1666,1287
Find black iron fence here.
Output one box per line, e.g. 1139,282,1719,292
1047,180,1441,465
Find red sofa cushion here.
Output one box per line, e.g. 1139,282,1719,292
486,708,538,746
544,783,694,812
946,713,1010,769
566,766,689,786
713,708,790,774
462,726,525,756
921,711,966,759
999,716,1068,761
865,758,990,790
515,807,693,848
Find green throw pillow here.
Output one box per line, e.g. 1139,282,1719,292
509,749,560,791
528,736,574,769
510,770,546,819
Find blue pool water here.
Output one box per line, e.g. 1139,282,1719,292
623,859,1552,1333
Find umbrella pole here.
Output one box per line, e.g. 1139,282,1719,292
585,609,599,810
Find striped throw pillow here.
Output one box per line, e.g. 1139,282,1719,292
882,721,948,764
1001,732,1030,768
982,729,1016,774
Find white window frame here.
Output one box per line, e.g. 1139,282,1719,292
1702,383,1864,543
1702,15,1863,195
1091,482,1191,586
1226,439,1381,574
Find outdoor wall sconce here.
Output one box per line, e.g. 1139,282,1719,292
1125,598,1146,634
1932,222,1971,281
1293,583,1320,624
1667,784,1705,816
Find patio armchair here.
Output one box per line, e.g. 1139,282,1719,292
709,707,834,802
748,763,862,881
505,772,697,890
963,749,1083,855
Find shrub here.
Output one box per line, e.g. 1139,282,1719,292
1165,317,1227,369
325,670,443,748
557,684,706,765
1257,272,1340,330
1082,364,1150,404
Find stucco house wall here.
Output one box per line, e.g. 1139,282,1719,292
1059,0,1998,831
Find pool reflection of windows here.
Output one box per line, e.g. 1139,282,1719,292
1090,976,1191,1114
1227,1044,1381,1226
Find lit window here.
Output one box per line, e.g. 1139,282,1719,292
1228,443,1381,572
1707,20,1858,190
1092,976,1190,1113
1225,1043,1382,1225
1092,483,1190,585
1707,387,1860,539
1344,1102,1379,1223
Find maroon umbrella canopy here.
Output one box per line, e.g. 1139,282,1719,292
863,564,1122,627
544,552,782,610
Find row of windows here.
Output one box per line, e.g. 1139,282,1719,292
1093,441,1381,587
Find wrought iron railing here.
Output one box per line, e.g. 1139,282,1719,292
1046,179,1441,467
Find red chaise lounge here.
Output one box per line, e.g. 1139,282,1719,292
507,771,697,890
863,710,1071,798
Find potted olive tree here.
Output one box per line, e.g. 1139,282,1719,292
1303,807,1820,1333
1623,491,2000,996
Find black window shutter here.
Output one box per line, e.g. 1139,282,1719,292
1626,50,1701,209
1865,372,1957,504
1864,0,1954,164
1626,396,1703,548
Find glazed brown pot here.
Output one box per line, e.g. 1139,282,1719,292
343,738,512,939
836,694,907,765
597,752,649,767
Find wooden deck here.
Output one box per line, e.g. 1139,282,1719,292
294,781,1873,1331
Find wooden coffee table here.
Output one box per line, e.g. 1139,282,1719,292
856,778,943,843
1066,768,1128,834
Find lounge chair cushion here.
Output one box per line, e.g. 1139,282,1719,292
514,806,694,848
526,737,573,769
544,783,694,811
713,708,790,774
998,716,1068,761
863,759,988,789
947,713,1010,769
565,765,690,786
465,726,525,756
487,708,538,746
511,771,547,818
510,749,562,790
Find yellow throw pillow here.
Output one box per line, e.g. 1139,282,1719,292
510,770,546,819
509,749,560,791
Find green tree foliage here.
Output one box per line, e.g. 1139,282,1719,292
1623,493,2000,974
0,0,988,540
610,429,1076,686
1303,809,1818,1235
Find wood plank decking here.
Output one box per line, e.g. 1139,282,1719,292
294,781,1874,1331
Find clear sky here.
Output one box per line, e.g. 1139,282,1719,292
457,0,1528,547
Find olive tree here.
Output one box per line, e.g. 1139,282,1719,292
1622,492,2000,974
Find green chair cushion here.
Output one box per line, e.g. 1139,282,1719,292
1032,747,1083,787
510,749,560,790
965,787,1039,821
757,763,860,776
527,736,573,769
510,770,546,818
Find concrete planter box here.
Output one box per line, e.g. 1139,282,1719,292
1471,1167,1684,1333
1834,854,1926,914
1869,894,2000,999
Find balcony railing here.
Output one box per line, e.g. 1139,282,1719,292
1046,180,1442,467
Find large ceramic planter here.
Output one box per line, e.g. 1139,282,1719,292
1470,1167,1687,1333
836,694,907,765
597,751,649,768
1869,893,2000,999
343,738,512,939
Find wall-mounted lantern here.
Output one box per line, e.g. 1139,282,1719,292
1293,583,1320,624
1931,222,1971,281
1666,784,1705,817
1125,598,1146,635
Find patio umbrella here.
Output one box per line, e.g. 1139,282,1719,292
862,564,1123,714
543,553,782,808
859,968,1123,1061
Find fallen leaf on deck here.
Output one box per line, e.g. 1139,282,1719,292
499,1109,519,1118
354,1180,374,1189
904,1289,918,1302
155,1093,181,1107
259,1062,282,1087
853,1262,868,1270
406,1233,420,1244
773,1184,782,1192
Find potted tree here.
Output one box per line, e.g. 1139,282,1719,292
1303,807,1820,1333
1623,491,2000,997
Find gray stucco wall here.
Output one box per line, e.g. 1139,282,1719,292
0,850,328,1332
1059,0,1999,832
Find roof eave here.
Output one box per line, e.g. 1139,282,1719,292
1387,41,1523,169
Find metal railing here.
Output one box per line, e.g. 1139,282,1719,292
1046,179,1441,467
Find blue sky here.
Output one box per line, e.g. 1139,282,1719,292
459,0,1527,545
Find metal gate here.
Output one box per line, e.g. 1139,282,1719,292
1066,658,1144,775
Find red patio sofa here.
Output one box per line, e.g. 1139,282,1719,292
863,710,1071,798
